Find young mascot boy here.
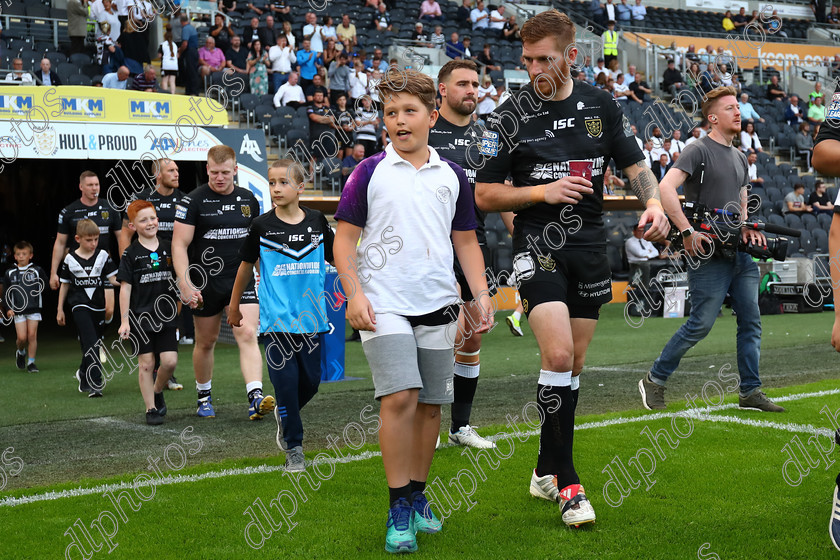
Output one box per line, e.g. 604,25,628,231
117,200,180,425
229,159,335,472
334,68,494,554
3,241,46,372
57,219,119,397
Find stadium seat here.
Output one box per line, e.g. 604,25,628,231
801,213,818,232
275,105,296,121
69,53,92,67
812,229,829,253
783,213,803,230
66,74,91,86
81,63,101,79
45,51,66,67
767,214,785,228
238,93,260,126
785,237,800,257
818,212,832,230
26,5,50,17
286,128,311,151
319,156,343,191
56,62,80,82
799,230,815,255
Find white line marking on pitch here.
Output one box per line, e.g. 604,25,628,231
3,388,838,508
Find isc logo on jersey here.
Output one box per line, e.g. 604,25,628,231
553,118,575,130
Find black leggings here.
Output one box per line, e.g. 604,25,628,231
73,309,105,391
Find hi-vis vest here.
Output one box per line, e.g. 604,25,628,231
603,30,618,56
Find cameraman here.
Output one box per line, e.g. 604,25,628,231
638,86,784,413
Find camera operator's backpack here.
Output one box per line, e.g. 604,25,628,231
758,271,783,315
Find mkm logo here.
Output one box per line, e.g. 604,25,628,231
130,100,171,119
60,97,105,117
0,95,33,113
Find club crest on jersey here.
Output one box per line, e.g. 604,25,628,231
584,117,603,138
435,186,451,203
311,234,320,248
479,130,499,157
241,205,251,218
522,298,529,313
101,210,109,220
538,254,556,272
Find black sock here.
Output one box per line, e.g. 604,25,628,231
198,389,211,401
451,375,478,432
247,388,263,402
410,479,426,495
535,383,579,488
388,483,412,507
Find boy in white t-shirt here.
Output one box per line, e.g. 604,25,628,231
334,69,493,554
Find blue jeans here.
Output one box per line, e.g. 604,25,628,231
650,252,762,394
271,71,289,93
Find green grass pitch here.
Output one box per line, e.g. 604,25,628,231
1,304,839,559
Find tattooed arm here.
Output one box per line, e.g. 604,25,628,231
476,175,595,212
623,160,671,243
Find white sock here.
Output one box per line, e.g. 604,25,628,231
196,381,212,392
538,369,572,387
512,311,522,321
570,376,580,390
245,381,263,394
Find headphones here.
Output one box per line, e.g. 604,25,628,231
709,115,717,122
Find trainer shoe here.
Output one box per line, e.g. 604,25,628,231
88,390,103,398
558,484,596,527
197,397,215,418
411,492,442,534
385,498,417,554
75,369,91,393
146,408,164,425
248,394,276,420
831,481,840,552
15,350,25,370
274,408,288,451
639,373,666,410
506,315,524,337
26,362,39,373
448,425,496,449
285,446,305,472
435,434,441,449
739,390,785,412
154,391,167,416
529,470,559,502
166,377,184,390
179,337,194,345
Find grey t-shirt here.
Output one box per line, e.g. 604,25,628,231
674,135,749,211
783,191,805,213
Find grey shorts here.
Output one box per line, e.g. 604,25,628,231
361,306,458,404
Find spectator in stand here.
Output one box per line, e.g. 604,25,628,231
102,65,130,89
247,39,270,96
337,14,357,48
476,44,501,71
225,34,250,88
503,15,520,41
431,25,446,49
811,0,827,24
625,64,637,85
199,36,226,80
641,139,655,167
341,143,366,188
630,0,646,22
462,36,473,58
354,95,380,156
322,15,338,42
247,1,265,15
603,20,618,67
419,0,443,23
281,20,296,49
684,44,699,64
130,65,157,91
606,58,620,80
119,18,151,70
273,71,305,107
210,13,234,52
651,153,671,181
786,95,804,126
581,55,595,84
732,7,749,30
306,92,338,157
414,23,432,47
470,0,489,29
685,62,702,89
739,93,764,124
245,17,261,50
219,0,237,15
662,59,685,96
796,122,815,171
457,0,473,27
722,10,735,32
365,48,389,72
746,152,763,190
158,31,178,94
595,72,609,90
616,0,631,25
303,12,324,56
593,57,607,79
626,223,666,286
685,127,702,146
603,0,617,22
368,69,382,109
349,60,368,104
766,74,786,101
476,74,498,120
764,9,787,36
810,81,824,105
445,32,465,59
739,122,762,153
489,5,506,36
372,4,392,30
671,130,685,153
97,0,121,44
68,0,89,55
603,165,625,195
630,124,644,151
784,183,812,215
332,93,355,159
328,51,351,105
808,180,834,214
809,96,826,125
268,34,295,90
651,137,670,161
614,72,642,103
828,5,840,25
296,38,318,90
698,62,719,94
259,15,277,49
629,71,650,102
35,59,61,87
322,37,340,68
649,125,664,149
304,73,328,105
271,0,292,23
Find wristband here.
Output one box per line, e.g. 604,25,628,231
681,227,695,238
531,185,546,204
646,198,663,210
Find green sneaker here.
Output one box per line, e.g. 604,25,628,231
385,498,417,554
411,492,442,534
506,315,524,336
